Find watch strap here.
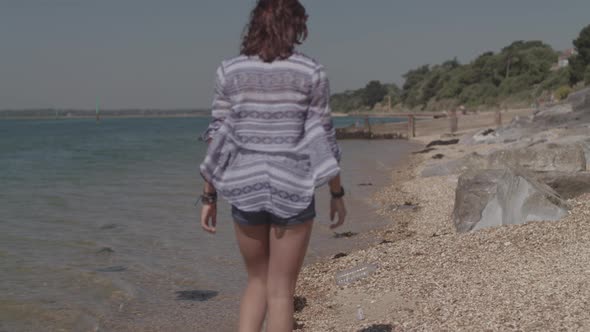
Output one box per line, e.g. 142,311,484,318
330,186,345,199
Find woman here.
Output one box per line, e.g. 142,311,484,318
199,1,346,331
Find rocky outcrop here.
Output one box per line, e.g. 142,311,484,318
422,141,587,178
460,88,590,147
554,135,590,169
335,128,404,139
528,88,590,131
448,88,590,233
487,142,587,172
453,168,569,233
568,87,590,112
421,153,488,177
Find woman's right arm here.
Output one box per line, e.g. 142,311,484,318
200,65,231,142
200,64,231,234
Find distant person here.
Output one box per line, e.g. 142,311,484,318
198,1,347,331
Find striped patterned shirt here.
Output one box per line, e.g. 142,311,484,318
199,52,341,218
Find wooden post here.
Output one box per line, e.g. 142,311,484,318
408,115,416,138
449,109,458,134
387,95,392,112
365,116,372,138
495,109,503,128
96,99,101,122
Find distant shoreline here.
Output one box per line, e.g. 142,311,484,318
0,109,353,120
0,109,210,120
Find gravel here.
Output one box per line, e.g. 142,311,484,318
295,139,590,332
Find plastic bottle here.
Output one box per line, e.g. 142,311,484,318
356,305,365,321
334,262,378,286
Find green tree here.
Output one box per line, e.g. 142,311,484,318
585,65,590,85
569,56,586,85
383,83,402,106
401,65,430,107
334,39,567,111
421,72,442,106
330,89,366,112
363,81,388,108
570,24,590,85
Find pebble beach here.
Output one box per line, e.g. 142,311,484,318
295,105,590,331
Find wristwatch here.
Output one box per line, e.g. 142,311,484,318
330,186,345,199
199,192,218,205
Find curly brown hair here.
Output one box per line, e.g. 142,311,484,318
241,0,308,63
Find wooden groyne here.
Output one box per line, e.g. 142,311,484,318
337,109,522,140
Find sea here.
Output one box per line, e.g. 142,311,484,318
0,116,416,332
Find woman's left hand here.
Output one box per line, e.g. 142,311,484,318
329,198,347,229
201,203,218,234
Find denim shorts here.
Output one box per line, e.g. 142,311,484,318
232,197,316,227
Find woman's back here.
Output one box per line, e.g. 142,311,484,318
205,52,327,151
200,52,341,218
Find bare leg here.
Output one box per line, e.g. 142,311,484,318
234,223,270,332
266,221,314,332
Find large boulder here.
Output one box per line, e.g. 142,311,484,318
534,104,574,118
421,153,488,177
460,125,539,146
453,168,569,233
487,142,587,172
533,88,590,128
535,171,590,199
568,87,590,112
554,135,590,169
530,104,577,129
422,141,587,178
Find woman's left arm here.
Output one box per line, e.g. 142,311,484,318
308,65,342,163
309,66,346,228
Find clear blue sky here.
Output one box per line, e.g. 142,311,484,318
1,0,589,109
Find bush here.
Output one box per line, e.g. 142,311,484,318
537,68,569,95
555,86,572,101
498,76,532,96
585,66,590,86
459,82,499,106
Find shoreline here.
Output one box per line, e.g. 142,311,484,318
99,137,420,332
0,114,211,120
294,103,590,331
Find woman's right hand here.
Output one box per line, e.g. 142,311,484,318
201,203,217,234
329,198,347,229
